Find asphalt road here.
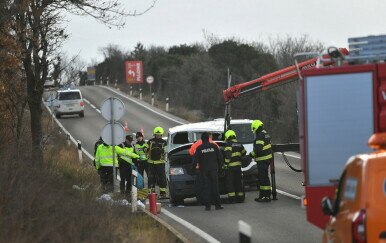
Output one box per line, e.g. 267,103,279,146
48,85,323,242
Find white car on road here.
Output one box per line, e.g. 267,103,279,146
54,88,85,118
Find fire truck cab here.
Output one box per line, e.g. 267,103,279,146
222,35,386,236
299,36,386,229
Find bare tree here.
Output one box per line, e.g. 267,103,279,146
269,34,325,68
7,0,157,163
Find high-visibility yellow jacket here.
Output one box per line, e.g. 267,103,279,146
94,144,139,170
134,141,149,162
119,146,140,165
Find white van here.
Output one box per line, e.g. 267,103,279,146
166,119,258,204
55,88,85,118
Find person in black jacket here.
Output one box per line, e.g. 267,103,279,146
224,130,246,203
147,127,167,197
193,132,224,211
250,120,273,202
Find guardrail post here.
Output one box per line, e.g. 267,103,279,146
239,220,251,243
132,169,138,212
67,133,71,146
166,97,169,112
77,140,82,163
139,88,142,100
151,93,154,106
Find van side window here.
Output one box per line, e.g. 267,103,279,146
343,177,358,200
333,171,347,215
172,132,189,144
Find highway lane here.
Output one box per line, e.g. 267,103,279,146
51,85,322,242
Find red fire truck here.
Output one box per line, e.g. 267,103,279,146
222,35,386,229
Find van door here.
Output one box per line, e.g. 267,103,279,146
367,158,386,242
325,161,363,243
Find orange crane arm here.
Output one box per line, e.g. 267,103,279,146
222,48,349,102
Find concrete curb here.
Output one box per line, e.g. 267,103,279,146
139,207,190,243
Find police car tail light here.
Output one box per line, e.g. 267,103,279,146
352,209,366,243
169,167,184,175
80,101,84,106
57,104,60,108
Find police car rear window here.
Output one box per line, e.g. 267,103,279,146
59,92,81,100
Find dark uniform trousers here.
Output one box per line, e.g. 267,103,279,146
99,167,115,193
119,161,132,194
135,160,147,177
257,159,272,197
227,169,244,202
200,169,221,207
148,163,167,192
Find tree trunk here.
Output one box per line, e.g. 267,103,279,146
28,97,43,164
27,71,44,164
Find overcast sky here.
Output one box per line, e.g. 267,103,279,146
62,0,386,64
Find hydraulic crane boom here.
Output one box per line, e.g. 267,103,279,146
222,48,349,102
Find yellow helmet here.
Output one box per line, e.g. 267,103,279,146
251,120,264,133
225,130,236,141
153,127,164,135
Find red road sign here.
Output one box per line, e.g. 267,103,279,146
126,61,143,83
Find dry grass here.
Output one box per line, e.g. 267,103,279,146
0,107,180,242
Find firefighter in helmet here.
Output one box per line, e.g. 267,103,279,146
224,130,247,203
147,127,167,197
250,120,273,202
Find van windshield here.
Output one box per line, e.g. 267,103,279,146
59,92,81,100
231,123,254,144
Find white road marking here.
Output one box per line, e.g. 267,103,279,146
162,209,221,243
83,98,91,104
96,109,101,114
90,104,96,109
101,86,186,125
276,189,301,200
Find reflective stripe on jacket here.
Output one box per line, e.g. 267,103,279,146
95,144,138,169
119,146,140,165
134,141,149,161
250,130,273,162
147,137,167,164
224,139,246,169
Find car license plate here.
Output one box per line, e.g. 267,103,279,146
66,104,75,107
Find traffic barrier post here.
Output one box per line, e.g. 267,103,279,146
238,220,251,243
166,97,169,112
139,88,142,100
130,86,133,96
67,133,71,146
151,92,154,106
132,169,138,213
77,140,83,163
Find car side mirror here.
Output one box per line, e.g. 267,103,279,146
321,197,334,215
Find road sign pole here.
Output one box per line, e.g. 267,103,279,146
110,97,117,193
